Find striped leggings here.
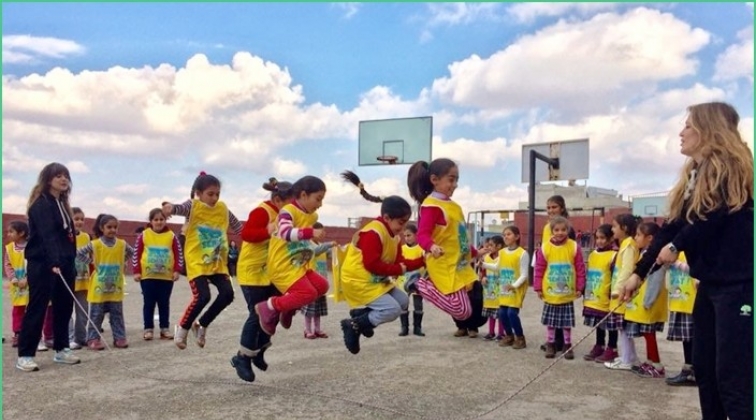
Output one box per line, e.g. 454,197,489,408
416,278,472,320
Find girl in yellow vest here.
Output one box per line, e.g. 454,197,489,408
231,178,294,383
396,223,427,337
255,176,330,338
68,207,91,349
301,222,336,339
480,236,505,341
163,172,244,349
665,252,697,386
406,158,487,327
336,187,425,354
582,224,619,362
4,221,30,348
132,208,184,341
624,222,668,378
496,225,530,349
533,216,586,359
604,214,641,370
76,214,134,350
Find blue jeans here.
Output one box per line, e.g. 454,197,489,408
88,301,126,342
140,279,174,330
498,306,524,337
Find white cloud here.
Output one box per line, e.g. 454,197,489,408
271,158,308,179
424,3,502,27
714,26,754,84
332,3,361,19
507,2,618,23
2,35,85,64
432,135,521,168
2,178,20,191
114,184,151,195
66,160,90,174
740,117,754,153
431,7,711,117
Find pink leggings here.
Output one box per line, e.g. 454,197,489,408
416,278,471,320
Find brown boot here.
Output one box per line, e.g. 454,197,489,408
453,329,468,337
499,335,515,347
545,342,556,358
467,330,479,338
512,336,527,349
563,346,575,360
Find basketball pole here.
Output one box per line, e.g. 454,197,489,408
527,149,559,285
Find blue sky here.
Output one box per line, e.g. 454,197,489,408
2,2,754,226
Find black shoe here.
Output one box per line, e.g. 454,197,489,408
665,368,696,387
349,308,374,338
412,312,425,337
398,313,409,337
251,347,268,372
231,353,255,382
341,319,362,354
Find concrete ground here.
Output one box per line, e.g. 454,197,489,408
3,277,700,420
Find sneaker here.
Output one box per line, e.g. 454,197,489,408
44,339,54,348
483,333,496,341
583,345,604,361
174,325,189,350
114,339,129,349
191,322,206,348
230,353,255,382
604,359,635,370
280,310,296,330
16,357,39,372
255,301,280,336
37,341,49,352
634,362,666,378
159,328,174,340
594,347,619,363
143,330,154,341
499,335,515,347
87,339,105,351
69,341,82,350
53,348,81,365
666,368,696,386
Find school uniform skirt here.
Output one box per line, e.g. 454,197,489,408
541,302,575,328
623,319,664,338
300,295,328,317
666,311,694,341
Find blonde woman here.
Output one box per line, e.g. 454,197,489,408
623,102,753,420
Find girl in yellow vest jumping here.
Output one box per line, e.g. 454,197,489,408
480,236,505,341
132,208,184,341
255,176,330,338
665,252,697,386
582,224,619,362
604,214,641,370
396,223,426,337
533,216,586,359
496,225,530,349
163,172,244,349
68,207,91,350
76,214,134,350
336,179,425,354
406,158,487,327
4,221,30,348
231,178,294,382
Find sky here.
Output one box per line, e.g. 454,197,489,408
2,2,754,226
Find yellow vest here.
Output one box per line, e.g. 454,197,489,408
584,249,616,312
75,232,91,292
624,263,668,325
498,247,527,309
542,224,552,245
332,244,348,303
5,243,29,306
87,239,126,304
141,228,176,281
313,251,328,278
184,199,230,280
395,244,425,292
667,252,697,314
237,202,277,287
267,203,319,293
341,220,399,308
609,237,638,315
483,253,500,309
422,196,477,295
541,239,578,305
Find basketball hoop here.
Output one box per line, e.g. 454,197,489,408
376,155,399,165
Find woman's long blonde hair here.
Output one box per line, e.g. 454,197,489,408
27,162,74,220
668,102,754,222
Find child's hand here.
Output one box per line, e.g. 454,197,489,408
536,291,543,300
18,279,27,289
162,203,173,218
430,244,444,258
133,274,141,282
575,290,583,298
173,272,180,281
313,228,326,242
10,278,18,285
504,284,514,292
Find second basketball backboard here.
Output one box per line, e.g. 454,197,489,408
358,116,432,166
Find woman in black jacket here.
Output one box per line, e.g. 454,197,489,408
16,162,81,371
622,102,753,420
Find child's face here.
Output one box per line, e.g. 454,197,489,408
151,213,166,232
298,190,325,213
102,220,119,239
73,212,85,231
197,185,220,207
385,214,411,235
595,231,610,249
503,229,519,247
430,166,459,198
546,200,563,218
403,229,417,246
6,228,20,243
551,224,568,241
634,231,653,250
483,240,493,252
611,220,626,240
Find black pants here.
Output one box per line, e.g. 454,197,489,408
453,281,486,330
18,260,75,356
179,274,234,330
140,279,174,330
240,285,278,352
693,280,753,420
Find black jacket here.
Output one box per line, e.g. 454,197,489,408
25,191,76,268
634,199,753,285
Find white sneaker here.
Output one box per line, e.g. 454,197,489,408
174,325,188,350
69,341,82,350
191,322,206,348
16,357,39,372
53,348,81,365
604,359,634,370
37,341,48,352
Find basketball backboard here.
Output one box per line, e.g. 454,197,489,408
358,116,432,166
521,138,589,183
